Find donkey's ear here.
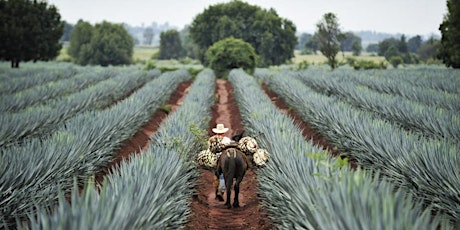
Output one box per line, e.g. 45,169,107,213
232,132,243,142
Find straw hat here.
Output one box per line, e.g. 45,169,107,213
212,123,229,134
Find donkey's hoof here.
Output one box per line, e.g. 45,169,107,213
225,202,232,209
216,194,224,201
233,203,240,208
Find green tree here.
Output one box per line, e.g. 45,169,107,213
61,21,74,42
68,20,93,64
205,37,258,78
439,0,460,68
389,56,403,68
143,27,154,45
407,35,422,53
0,0,64,68
340,32,362,53
296,33,312,50
378,38,399,56
384,45,401,61
304,34,319,54
351,40,362,56
89,21,134,66
180,25,199,59
189,0,296,67
366,43,379,53
159,29,184,60
316,12,342,70
418,37,441,62
397,35,409,53
68,21,133,66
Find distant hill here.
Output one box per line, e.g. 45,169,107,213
356,30,441,48
297,30,441,49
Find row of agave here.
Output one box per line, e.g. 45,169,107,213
340,69,460,111
291,69,460,143
232,68,456,229
0,68,161,148
252,68,458,228
23,69,216,229
0,64,79,95
0,67,113,113
0,69,191,229
357,67,460,94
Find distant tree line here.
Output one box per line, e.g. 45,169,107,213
297,27,443,69
2,0,459,70
293,0,460,70
297,31,362,57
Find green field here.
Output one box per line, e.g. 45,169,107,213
292,50,385,65
1,63,458,229
133,45,158,61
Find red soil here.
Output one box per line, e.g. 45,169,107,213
185,79,274,230
94,81,192,184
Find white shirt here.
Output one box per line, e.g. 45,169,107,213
221,136,231,145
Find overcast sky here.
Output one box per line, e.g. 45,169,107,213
47,0,447,36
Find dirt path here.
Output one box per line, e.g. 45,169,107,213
186,79,274,230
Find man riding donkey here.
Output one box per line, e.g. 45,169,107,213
196,123,270,202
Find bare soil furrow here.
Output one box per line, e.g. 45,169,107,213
186,79,273,230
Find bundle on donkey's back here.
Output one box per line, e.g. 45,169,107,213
195,124,270,208
196,124,270,169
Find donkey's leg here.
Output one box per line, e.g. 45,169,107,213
233,176,243,208
225,176,233,208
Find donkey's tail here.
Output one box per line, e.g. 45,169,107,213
227,148,237,173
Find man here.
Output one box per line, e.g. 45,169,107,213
209,123,232,201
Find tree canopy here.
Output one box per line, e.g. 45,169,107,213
68,20,134,66
180,26,200,59
189,0,297,67
418,37,442,62
316,12,342,70
339,32,362,56
304,34,319,54
407,35,422,53
61,21,74,42
205,37,258,77
68,20,93,63
0,0,64,68
439,0,460,68
159,29,184,60
143,27,154,45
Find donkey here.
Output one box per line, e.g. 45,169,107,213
216,146,249,208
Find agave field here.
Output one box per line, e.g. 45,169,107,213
0,62,459,229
